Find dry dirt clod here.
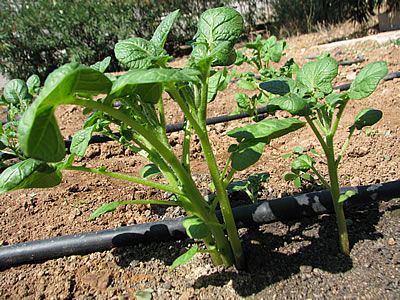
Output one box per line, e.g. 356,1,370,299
387,237,396,246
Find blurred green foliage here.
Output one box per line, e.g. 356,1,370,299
0,0,383,80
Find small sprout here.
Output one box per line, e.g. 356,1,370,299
135,288,154,300
169,245,199,271
338,190,357,204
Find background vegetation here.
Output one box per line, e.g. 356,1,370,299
0,0,389,80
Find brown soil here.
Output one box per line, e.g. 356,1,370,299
1,22,400,299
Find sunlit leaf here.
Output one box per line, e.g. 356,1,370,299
70,125,95,157
115,37,169,69
182,216,210,239
348,61,388,100
297,56,338,94
0,159,62,193
3,79,29,105
291,154,315,171
18,63,112,162
338,190,357,204
90,56,111,73
151,10,180,48
169,245,199,271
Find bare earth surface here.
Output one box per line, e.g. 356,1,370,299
1,22,399,299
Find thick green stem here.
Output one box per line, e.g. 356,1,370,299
197,129,245,269
73,99,235,266
196,65,245,266
168,85,242,267
325,137,350,256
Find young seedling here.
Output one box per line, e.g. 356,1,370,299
283,146,321,188
1,7,305,269
233,36,298,120
260,56,388,255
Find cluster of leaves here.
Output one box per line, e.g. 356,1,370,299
261,55,388,255
0,75,41,169
0,7,306,270
282,146,320,188
232,36,298,120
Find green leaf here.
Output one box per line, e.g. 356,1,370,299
26,74,41,96
135,288,154,300
297,56,338,94
192,7,243,66
139,164,161,179
111,68,200,98
228,173,269,200
182,216,210,239
134,83,163,104
208,69,229,102
196,7,243,46
18,63,112,162
230,141,266,171
89,201,125,220
237,79,258,90
338,190,357,204
234,93,250,110
114,37,169,69
227,118,305,144
169,245,199,271
267,94,309,115
348,61,388,100
0,159,62,193
3,79,29,105
270,40,286,63
293,146,304,154
292,154,315,171
352,108,383,130
284,172,298,181
151,9,180,48
70,125,95,157
90,56,111,73
300,173,314,182
326,92,345,108
246,36,263,50
259,79,291,95
293,176,302,188
248,172,269,186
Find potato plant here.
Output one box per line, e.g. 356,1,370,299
260,56,388,255
0,8,305,269
233,35,298,120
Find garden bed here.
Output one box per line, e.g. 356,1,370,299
1,23,399,298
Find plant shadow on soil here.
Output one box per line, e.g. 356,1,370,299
112,199,386,297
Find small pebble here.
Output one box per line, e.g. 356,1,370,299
387,237,396,246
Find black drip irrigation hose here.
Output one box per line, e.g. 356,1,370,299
1,180,399,270
305,57,366,66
